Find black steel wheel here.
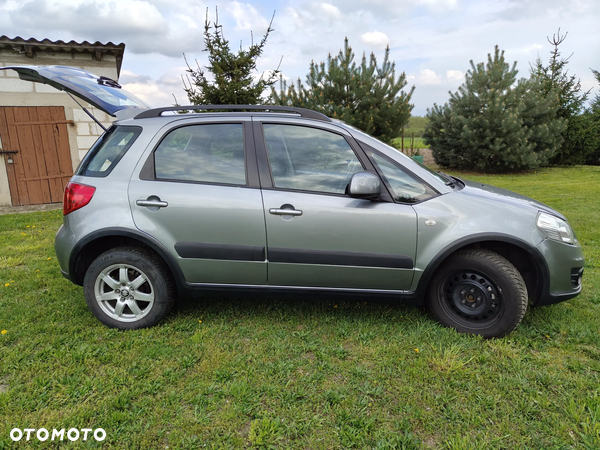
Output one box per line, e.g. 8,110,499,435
428,249,527,338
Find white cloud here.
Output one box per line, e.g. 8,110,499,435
360,31,389,49
410,69,443,85
230,1,270,32
446,70,464,84
9,0,168,35
418,0,457,12
512,43,544,56
122,82,174,107
319,3,342,19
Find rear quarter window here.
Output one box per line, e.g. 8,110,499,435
76,126,142,177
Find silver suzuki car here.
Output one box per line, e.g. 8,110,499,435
2,66,585,338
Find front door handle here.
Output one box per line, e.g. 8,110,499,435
269,206,302,216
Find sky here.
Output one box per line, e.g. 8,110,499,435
1,0,599,116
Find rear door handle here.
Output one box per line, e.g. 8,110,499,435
136,197,168,209
269,207,302,216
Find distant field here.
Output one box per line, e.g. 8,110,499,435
392,116,430,152
390,136,429,151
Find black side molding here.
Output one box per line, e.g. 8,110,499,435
175,242,265,262
269,247,413,269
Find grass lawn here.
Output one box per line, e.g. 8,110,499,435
390,136,429,152
1,166,599,449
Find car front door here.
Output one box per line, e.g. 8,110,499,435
129,118,267,285
254,119,417,291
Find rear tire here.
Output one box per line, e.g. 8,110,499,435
83,247,175,329
427,249,527,338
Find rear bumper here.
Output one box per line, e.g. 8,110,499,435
60,269,73,283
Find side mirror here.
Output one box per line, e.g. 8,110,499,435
347,171,381,199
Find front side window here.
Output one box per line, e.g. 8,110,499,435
263,124,363,194
368,151,436,203
154,123,246,185
77,126,141,177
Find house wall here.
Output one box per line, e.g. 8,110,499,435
0,50,117,206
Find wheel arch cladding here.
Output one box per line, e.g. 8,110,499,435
415,234,549,305
69,228,183,293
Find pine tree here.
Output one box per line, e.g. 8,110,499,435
424,46,565,173
182,8,280,105
532,29,591,164
271,38,414,143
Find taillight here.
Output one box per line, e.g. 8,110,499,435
63,182,96,215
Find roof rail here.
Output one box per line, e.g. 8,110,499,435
134,104,332,122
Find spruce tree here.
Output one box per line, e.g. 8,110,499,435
585,69,600,165
271,38,414,143
532,29,591,164
183,8,280,105
424,46,565,173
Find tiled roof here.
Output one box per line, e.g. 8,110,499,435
0,36,126,76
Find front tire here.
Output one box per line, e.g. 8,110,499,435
427,249,527,338
83,247,175,329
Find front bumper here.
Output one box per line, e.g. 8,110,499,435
533,238,585,307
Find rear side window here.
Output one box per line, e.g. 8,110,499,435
154,123,246,185
76,126,141,177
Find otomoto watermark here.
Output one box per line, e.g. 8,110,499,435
9,428,106,442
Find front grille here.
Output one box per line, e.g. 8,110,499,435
571,267,584,289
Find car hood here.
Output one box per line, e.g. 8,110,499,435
460,179,566,221
0,65,150,117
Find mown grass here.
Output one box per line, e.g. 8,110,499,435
1,166,599,449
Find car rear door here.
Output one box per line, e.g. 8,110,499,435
129,117,267,285
253,117,417,291
0,65,150,117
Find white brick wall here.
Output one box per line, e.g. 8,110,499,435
34,83,63,93
0,77,34,92
76,121,92,135
77,135,100,149
72,108,92,122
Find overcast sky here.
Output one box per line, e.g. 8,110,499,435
1,0,599,115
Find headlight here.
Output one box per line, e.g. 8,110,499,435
536,212,576,244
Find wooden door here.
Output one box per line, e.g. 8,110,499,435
0,106,74,206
